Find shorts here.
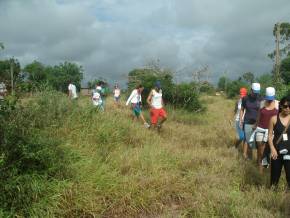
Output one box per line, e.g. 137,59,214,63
256,132,266,142
150,108,167,125
235,120,245,141
132,104,141,117
114,96,120,102
244,124,255,145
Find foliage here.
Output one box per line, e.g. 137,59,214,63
217,76,230,91
242,72,255,84
198,81,216,95
0,90,72,216
0,58,21,89
23,61,47,85
127,68,203,111
225,80,249,98
280,55,290,84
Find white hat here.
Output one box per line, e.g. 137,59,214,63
265,87,275,100
251,83,260,93
96,86,102,91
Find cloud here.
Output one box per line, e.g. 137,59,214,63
0,0,289,86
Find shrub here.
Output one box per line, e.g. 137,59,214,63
0,90,72,216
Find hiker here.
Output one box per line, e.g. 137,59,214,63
268,96,290,189
239,83,262,160
126,84,150,128
91,84,104,111
147,81,167,130
234,87,247,148
68,81,78,100
250,87,279,172
0,81,7,101
113,84,121,105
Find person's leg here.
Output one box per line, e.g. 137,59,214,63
235,121,244,149
150,108,158,129
271,156,283,187
243,124,254,159
284,159,290,189
257,141,265,173
157,108,167,129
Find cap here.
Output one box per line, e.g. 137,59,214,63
251,83,261,94
265,87,275,100
239,87,247,98
155,81,161,89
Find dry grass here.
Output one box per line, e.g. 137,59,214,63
41,95,290,217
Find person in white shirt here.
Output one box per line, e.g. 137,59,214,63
91,85,104,111
113,84,121,105
0,82,7,101
147,81,167,131
126,84,150,128
68,82,78,100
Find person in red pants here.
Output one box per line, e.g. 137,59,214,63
147,81,167,130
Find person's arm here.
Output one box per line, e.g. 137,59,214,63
126,90,135,106
68,85,72,98
146,90,153,107
253,109,261,130
268,116,278,160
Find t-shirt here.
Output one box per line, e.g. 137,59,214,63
235,99,243,121
126,89,141,105
114,88,121,97
0,82,7,100
92,89,102,106
151,89,163,109
242,95,262,124
68,84,78,99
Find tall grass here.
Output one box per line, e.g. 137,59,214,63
1,92,289,217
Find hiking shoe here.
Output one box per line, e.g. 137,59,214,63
144,122,150,128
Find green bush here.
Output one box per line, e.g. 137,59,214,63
0,90,72,216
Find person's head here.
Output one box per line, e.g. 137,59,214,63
115,83,119,89
136,84,144,92
279,96,290,115
154,80,162,91
265,87,275,102
239,87,247,98
251,82,261,96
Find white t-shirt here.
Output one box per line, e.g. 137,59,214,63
92,90,102,106
114,88,121,97
68,83,78,99
0,82,7,100
126,89,141,105
151,89,163,109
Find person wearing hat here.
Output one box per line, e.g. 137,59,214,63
234,87,247,148
147,81,167,131
239,82,262,159
252,87,279,172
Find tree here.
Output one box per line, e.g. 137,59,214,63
280,56,290,84
24,61,47,84
0,58,21,89
242,72,255,84
217,76,230,91
46,62,83,92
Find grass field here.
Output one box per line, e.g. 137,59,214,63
4,93,290,217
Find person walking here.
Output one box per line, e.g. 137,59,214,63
68,81,78,100
239,83,262,160
91,84,104,111
126,85,150,128
252,87,279,172
113,84,121,106
268,96,290,189
147,81,167,131
234,87,247,148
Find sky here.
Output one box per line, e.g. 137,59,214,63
0,0,289,87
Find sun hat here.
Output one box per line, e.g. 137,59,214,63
265,87,275,101
251,83,261,94
239,87,247,98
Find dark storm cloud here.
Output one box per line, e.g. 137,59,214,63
0,0,289,86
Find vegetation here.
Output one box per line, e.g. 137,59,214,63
1,93,289,217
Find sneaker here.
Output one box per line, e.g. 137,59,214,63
261,157,270,168
144,122,150,128
279,149,288,155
